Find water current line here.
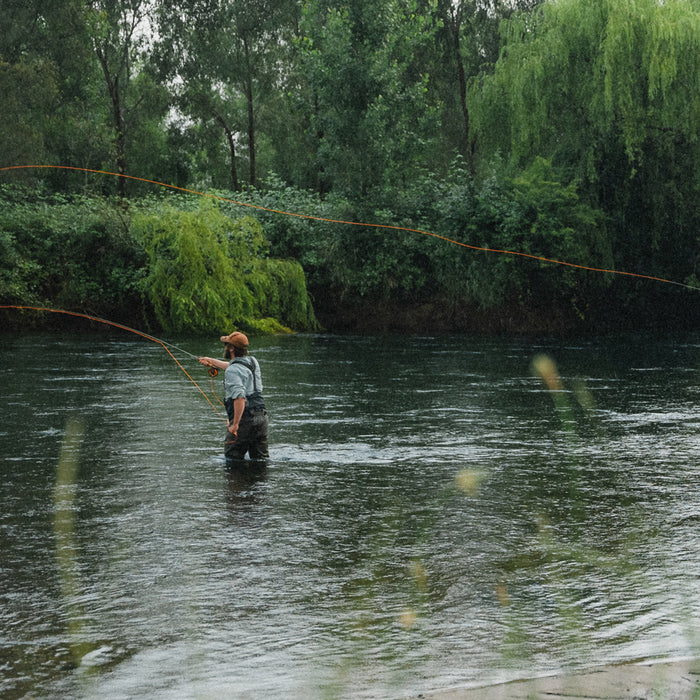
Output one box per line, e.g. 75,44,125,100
0,304,227,421
2,164,700,292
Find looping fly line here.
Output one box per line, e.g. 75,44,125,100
0,304,227,422
2,164,697,292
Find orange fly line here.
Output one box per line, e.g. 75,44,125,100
0,304,227,421
2,163,697,291
2,164,697,417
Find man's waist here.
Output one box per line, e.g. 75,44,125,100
224,393,264,403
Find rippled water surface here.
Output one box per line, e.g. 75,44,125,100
1,331,700,698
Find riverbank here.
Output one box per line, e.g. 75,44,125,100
413,658,700,699
312,293,700,336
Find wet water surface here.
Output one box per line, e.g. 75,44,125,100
1,331,699,698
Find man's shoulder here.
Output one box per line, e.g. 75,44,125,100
225,359,245,371
227,357,256,372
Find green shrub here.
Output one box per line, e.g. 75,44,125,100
132,200,318,334
0,189,146,320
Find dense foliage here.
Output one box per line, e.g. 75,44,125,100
473,0,700,321
1,0,699,333
0,188,318,333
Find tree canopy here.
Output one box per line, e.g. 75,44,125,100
473,0,700,294
1,0,699,333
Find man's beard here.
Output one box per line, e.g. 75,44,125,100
224,346,232,360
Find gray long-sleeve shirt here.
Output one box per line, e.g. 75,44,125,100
224,357,263,401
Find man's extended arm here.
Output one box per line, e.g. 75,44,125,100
198,356,228,370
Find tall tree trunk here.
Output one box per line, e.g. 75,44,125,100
243,35,255,188
95,44,127,198
314,91,328,195
449,5,475,175
214,111,239,191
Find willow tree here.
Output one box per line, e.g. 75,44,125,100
432,0,541,174
133,201,318,333
473,0,700,292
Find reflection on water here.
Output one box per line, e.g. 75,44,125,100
1,331,700,698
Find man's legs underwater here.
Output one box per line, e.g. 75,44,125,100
224,412,269,463
248,412,269,461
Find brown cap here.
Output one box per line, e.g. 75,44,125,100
220,331,249,349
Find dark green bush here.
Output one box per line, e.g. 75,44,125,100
0,188,318,334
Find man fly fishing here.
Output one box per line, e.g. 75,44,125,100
198,332,269,464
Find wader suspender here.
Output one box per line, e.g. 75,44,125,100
231,357,260,393
224,357,264,419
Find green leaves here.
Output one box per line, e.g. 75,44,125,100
471,0,700,315
479,0,700,170
0,189,317,334
0,191,146,320
134,200,318,333
135,204,240,333
0,60,58,168
299,0,442,198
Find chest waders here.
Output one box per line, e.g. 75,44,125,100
223,357,270,463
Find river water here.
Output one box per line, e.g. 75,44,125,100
1,331,699,699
